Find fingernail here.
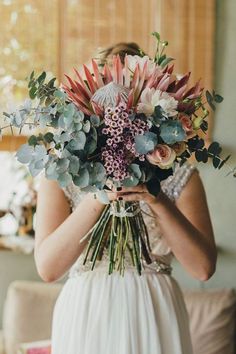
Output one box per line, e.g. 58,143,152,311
118,196,123,200
117,187,122,191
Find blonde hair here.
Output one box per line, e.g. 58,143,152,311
98,42,145,66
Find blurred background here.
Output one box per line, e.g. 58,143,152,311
0,1,235,353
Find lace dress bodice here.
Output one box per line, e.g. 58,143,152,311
63,163,196,277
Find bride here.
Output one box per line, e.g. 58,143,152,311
34,43,217,354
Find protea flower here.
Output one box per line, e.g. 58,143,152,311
62,55,160,116
62,54,204,117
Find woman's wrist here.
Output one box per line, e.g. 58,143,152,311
147,190,170,214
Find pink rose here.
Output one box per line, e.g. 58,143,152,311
179,114,196,139
146,144,176,169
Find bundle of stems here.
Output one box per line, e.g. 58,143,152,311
82,201,153,276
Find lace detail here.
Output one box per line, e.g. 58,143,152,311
161,163,196,201
62,162,197,276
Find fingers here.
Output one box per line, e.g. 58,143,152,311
115,184,147,194
117,192,147,202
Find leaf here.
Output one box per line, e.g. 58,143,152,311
34,145,47,161
83,120,91,133
152,32,160,41
213,156,221,168
122,175,139,187
200,120,208,132
54,89,66,100
44,132,54,143
56,158,70,174
37,71,46,84
58,172,73,188
16,144,34,164
68,131,86,150
160,120,186,144
64,103,75,118
73,168,90,188
213,91,224,103
135,132,158,154
45,162,59,180
195,150,203,162
48,77,56,88
206,90,213,103
129,164,142,179
68,156,80,174
29,86,37,99
90,115,100,127
30,71,35,81
219,154,231,169
28,135,38,146
28,161,44,177
196,138,205,149
92,162,106,182
160,57,174,68
96,190,110,204
206,91,216,111
84,127,97,154
208,142,222,155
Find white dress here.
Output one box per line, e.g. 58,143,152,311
51,164,195,354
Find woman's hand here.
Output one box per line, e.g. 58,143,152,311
107,184,161,206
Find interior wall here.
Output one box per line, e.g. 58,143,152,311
173,0,236,290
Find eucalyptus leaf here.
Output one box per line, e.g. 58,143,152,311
160,121,186,144
83,120,91,133
74,110,84,123
45,162,59,180
16,144,34,164
54,89,66,100
37,71,46,84
68,156,80,174
90,115,100,127
122,175,139,187
28,135,38,146
92,162,106,182
96,190,110,204
135,132,158,154
56,158,70,174
28,161,44,177
129,164,142,179
58,172,73,188
44,132,54,143
73,168,90,188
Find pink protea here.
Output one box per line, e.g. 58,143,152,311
62,55,161,116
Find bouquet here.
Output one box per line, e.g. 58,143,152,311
1,32,235,275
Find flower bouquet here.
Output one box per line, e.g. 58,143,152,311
1,32,235,275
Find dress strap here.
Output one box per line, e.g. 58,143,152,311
161,163,197,201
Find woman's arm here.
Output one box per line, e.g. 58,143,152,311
34,177,106,282
115,170,217,281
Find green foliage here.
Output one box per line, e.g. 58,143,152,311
160,120,186,144
206,90,224,111
27,71,57,104
152,32,174,67
135,132,158,154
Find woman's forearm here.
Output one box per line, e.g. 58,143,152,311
35,194,105,282
148,192,217,281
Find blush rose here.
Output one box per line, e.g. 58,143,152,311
146,144,176,169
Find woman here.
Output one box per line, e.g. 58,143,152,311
34,43,217,354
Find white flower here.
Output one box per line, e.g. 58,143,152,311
126,55,156,79
137,88,178,117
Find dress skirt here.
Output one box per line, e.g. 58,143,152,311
51,265,193,354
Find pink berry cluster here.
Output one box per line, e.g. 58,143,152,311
101,102,149,181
